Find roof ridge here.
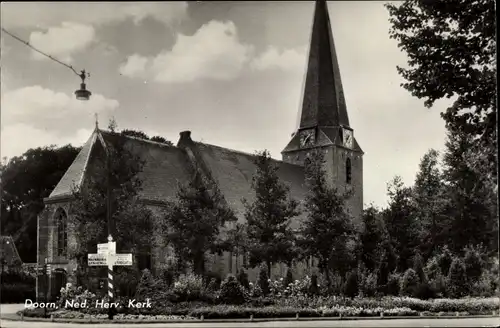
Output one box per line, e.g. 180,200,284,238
98,129,178,149
195,141,301,166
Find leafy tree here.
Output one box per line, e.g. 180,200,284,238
107,117,118,132
386,1,497,255
243,150,299,276
386,0,496,146
165,170,236,275
360,205,386,272
0,145,80,261
400,268,420,296
299,150,356,289
412,149,448,259
383,176,419,272
70,135,154,276
442,132,497,254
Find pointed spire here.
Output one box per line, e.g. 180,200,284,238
94,113,99,130
299,0,349,129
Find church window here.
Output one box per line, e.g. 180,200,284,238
55,208,68,257
346,158,352,184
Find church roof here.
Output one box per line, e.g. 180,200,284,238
45,130,308,228
300,0,350,129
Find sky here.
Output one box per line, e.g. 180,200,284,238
0,1,452,208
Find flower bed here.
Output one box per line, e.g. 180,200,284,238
19,296,498,320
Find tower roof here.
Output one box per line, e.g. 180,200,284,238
299,0,349,129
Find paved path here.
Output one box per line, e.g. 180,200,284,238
1,318,499,328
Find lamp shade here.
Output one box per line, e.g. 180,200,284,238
75,83,91,101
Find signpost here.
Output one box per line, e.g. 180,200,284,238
87,235,132,320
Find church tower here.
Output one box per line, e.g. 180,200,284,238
282,0,364,223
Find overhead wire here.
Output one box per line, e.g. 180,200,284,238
1,27,83,78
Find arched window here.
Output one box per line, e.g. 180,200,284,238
55,208,68,257
346,158,352,184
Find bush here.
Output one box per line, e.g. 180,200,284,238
464,245,484,284
218,274,248,305
361,271,377,297
257,264,270,296
386,272,400,296
413,282,436,300
447,258,468,298
413,252,427,283
424,256,442,281
237,269,250,290
172,272,204,302
428,273,447,297
309,273,319,295
284,269,294,289
437,246,453,276
343,271,358,298
400,269,420,297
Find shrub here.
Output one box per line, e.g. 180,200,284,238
464,245,484,284
413,282,436,300
400,269,420,296
343,271,358,298
437,246,453,276
309,273,319,295
172,272,204,302
428,273,447,297
218,274,248,305
361,271,377,297
284,269,294,288
237,269,250,290
447,258,468,298
424,256,442,281
386,272,400,296
134,269,167,302
413,252,427,283
257,264,270,295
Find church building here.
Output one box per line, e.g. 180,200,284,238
36,0,363,299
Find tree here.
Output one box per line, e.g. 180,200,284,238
386,0,496,144
0,145,81,261
108,117,118,132
383,176,419,272
412,149,448,259
165,170,236,275
441,131,497,254
70,135,154,278
360,205,386,272
386,1,497,222
299,150,356,290
243,150,299,277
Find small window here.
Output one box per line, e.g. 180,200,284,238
55,209,68,257
346,158,352,184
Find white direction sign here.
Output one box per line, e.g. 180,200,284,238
113,254,132,266
88,253,107,266
98,241,115,255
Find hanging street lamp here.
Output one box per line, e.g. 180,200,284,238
1,27,92,101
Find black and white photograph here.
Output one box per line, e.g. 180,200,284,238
0,1,498,327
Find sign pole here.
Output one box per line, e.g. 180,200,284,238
107,235,114,320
